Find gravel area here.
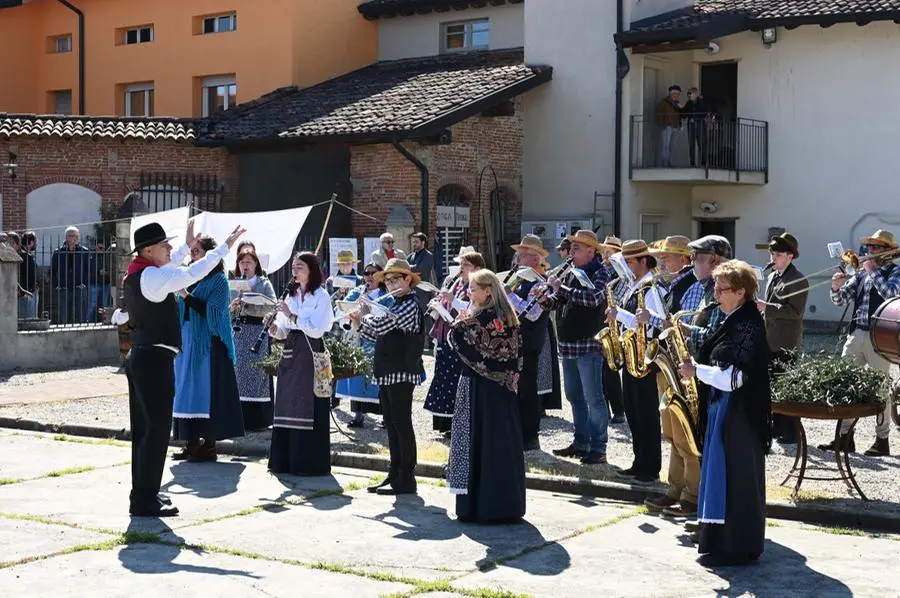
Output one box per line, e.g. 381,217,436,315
2,334,899,513
0,366,123,387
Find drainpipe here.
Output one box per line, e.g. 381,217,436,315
56,0,85,114
613,0,626,236
392,140,430,236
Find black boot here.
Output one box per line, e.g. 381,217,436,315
368,470,396,494
863,437,890,457
375,472,417,495
188,439,217,463
817,431,856,453
172,439,200,461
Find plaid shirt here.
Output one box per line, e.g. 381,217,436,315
360,294,423,386
831,264,900,330
688,304,723,354
678,278,711,322
544,257,613,358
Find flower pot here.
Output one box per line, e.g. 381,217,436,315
772,401,885,420
332,368,358,380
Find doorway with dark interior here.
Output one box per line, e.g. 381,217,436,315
699,62,738,169
696,218,736,253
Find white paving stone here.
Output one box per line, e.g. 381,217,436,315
0,517,111,566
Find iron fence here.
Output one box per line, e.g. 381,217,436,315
629,114,768,180
16,232,118,328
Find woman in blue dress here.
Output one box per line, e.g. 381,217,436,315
172,236,244,462
335,262,390,427
680,260,770,566
229,247,277,431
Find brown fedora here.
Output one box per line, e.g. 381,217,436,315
620,239,655,261
860,229,898,249
510,234,549,257
374,258,421,286
768,232,799,258
566,229,603,250
599,235,623,251
651,235,693,257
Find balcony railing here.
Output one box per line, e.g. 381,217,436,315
629,115,768,183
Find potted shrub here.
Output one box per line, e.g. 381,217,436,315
772,353,888,418
254,336,372,381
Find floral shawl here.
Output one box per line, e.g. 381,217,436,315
447,307,522,393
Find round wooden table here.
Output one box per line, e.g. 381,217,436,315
773,402,885,501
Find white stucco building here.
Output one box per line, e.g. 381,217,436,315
521,0,900,321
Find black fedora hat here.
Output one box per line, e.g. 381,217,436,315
132,222,177,253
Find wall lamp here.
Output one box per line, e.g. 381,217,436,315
3,151,17,180
761,27,777,46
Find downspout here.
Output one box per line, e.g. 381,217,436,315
56,0,85,114
613,0,626,236
392,140,430,236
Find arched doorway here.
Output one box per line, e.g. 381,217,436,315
490,186,518,270
27,183,102,266
436,184,471,279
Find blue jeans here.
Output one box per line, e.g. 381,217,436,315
18,291,38,318
561,351,609,453
57,287,89,324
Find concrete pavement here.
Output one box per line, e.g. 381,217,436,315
0,429,898,597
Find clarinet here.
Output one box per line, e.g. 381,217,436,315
516,257,574,317
231,275,247,333
250,285,291,354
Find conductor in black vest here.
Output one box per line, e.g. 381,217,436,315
120,220,245,517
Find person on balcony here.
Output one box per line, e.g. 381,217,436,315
655,85,683,167
682,87,712,167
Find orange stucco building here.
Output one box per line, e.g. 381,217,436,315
0,0,377,117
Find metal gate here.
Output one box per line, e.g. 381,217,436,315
120,172,223,217
436,184,470,276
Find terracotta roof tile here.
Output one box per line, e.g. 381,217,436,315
0,114,196,141
199,48,551,146
621,0,900,44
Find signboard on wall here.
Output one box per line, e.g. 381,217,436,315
328,237,358,275
363,237,381,266
436,206,470,228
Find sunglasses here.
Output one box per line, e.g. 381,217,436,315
383,240,395,245
866,244,889,250
364,271,377,276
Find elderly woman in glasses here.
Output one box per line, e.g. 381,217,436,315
680,260,771,567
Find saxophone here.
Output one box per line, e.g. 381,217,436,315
621,280,659,378
657,309,704,457
598,283,625,371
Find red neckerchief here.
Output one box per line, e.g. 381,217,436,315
386,249,395,260
125,256,155,281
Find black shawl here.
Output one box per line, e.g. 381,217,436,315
697,300,772,453
448,307,522,393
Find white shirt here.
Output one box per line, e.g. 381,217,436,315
692,305,746,392
110,243,230,347
615,272,668,333
272,287,334,340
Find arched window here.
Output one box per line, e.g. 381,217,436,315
436,184,471,278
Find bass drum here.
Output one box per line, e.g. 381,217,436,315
870,297,900,426
870,297,900,364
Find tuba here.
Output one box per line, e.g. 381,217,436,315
657,309,703,457
598,283,625,371
621,279,660,378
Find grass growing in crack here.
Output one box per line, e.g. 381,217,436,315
478,505,646,573
0,530,162,570
44,466,96,478
0,478,25,486
51,434,128,448
0,512,119,536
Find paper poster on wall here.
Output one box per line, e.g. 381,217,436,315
363,237,381,266
555,223,568,239
455,207,470,229
530,223,548,238
328,238,358,275
436,206,455,228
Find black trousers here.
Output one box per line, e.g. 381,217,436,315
126,346,176,509
518,350,543,444
603,360,625,417
622,368,662,478
380,382,417,479
688,121,708,166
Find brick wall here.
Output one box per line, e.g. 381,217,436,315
349,98,524,258
0,136,238,231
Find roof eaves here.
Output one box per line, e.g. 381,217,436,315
753,9,900,29
617,13,750,47
358,0,522,20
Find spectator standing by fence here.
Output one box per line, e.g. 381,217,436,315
50,226,95,324
17,231,39,318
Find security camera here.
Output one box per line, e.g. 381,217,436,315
699,201,718,213
706,41,720,54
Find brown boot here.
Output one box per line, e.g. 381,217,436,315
817,431,855,453
863,437,890,457
172,440,200,461
188,439,217,463
644,495,678,511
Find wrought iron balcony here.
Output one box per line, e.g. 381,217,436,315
629,115,768,184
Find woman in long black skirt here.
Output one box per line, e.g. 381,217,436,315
447,269,525,523
680,260,770,566
267,252,335,475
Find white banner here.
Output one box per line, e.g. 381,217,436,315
363,237,381,266
130,206,312,273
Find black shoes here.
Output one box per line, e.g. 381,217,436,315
374,477,417,495
552,444,588,458
367,477,393,494
130,496,179,518
523,438,541,452
580,452,607,465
